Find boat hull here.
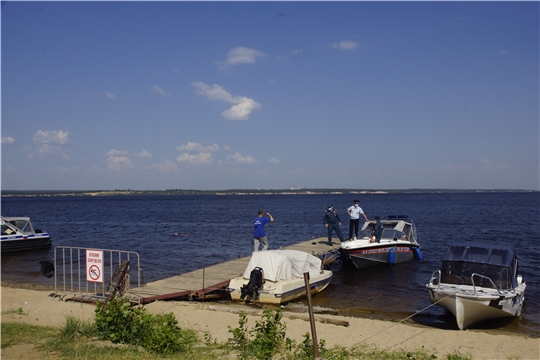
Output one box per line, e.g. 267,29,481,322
228,270,333,305
340,241,417,269
1,234,52,253
426,283,526,330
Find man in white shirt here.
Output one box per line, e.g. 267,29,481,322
346,200,369,240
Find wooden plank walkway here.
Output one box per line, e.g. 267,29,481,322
130,237,342,304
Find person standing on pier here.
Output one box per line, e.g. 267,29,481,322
253,210,274,252
323,205,344,246
346,199,369,241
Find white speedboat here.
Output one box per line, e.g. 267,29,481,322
228,249,333,305
340,215,422,269
1,217,51,252
426,242,526,330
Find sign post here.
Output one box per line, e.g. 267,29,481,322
86,249,104,283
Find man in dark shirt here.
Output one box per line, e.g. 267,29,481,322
371,216,384,243
323,205,344,246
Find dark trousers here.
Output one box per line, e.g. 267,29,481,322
327,223,344,243
349,219,359,239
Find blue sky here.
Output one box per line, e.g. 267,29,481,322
2,1,538,191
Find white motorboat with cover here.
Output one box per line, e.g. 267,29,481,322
426,242,526,330
340,215,422,269
1,217,51,253
228,249,333,304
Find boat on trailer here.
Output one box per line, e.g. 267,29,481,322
228,249,333,305
1,217,51,253
426,242,526,330
339,215,422,269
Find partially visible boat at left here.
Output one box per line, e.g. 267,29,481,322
1,217,51,252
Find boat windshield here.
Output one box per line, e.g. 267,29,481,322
440,261,511,290
360,221,414,241
5,219,32,234
2,224,17,235
381,229,407,240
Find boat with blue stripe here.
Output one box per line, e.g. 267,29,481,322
339,215,422,269
1,216,51,252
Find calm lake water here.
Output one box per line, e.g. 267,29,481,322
1,192,539,337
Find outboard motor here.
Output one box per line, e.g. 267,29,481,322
240,267,264,300
40,259,54,278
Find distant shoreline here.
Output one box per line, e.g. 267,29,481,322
1,189,537,197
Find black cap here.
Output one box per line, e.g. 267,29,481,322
374,215,380,220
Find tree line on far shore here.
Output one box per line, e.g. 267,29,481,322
1,188,535,197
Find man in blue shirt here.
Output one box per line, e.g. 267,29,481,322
253,210,274,252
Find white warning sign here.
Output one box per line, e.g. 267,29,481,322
86,249,104,283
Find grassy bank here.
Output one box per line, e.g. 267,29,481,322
1,299,474,360
1,320,475,360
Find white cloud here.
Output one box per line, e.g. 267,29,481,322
192,82,261,121
177,142,219,152
331,40,359,50
177,152,213,164
224,46,265,66
1,136,15,145
30,130,70,160
227,152,256,164
497,49,509,55
105,91,117,99
30,144,70,160
151,85,172,97
33,130,69,145
107,156,132,171
268,157,280,164
152,159,178,173
173,142,256,166
192,82,235,102
106,149,129,157
291,48,303,54
106,149,133,171
136,150,152,158
221,97,262,120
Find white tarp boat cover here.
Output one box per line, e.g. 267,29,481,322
243,250,322,282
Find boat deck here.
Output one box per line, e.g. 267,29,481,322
129,237,341,304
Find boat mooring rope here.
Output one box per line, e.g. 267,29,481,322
326,290,458,358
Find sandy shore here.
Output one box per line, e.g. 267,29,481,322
1,286,538,359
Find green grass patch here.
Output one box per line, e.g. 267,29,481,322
1,322,56,348
2,307,26,315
